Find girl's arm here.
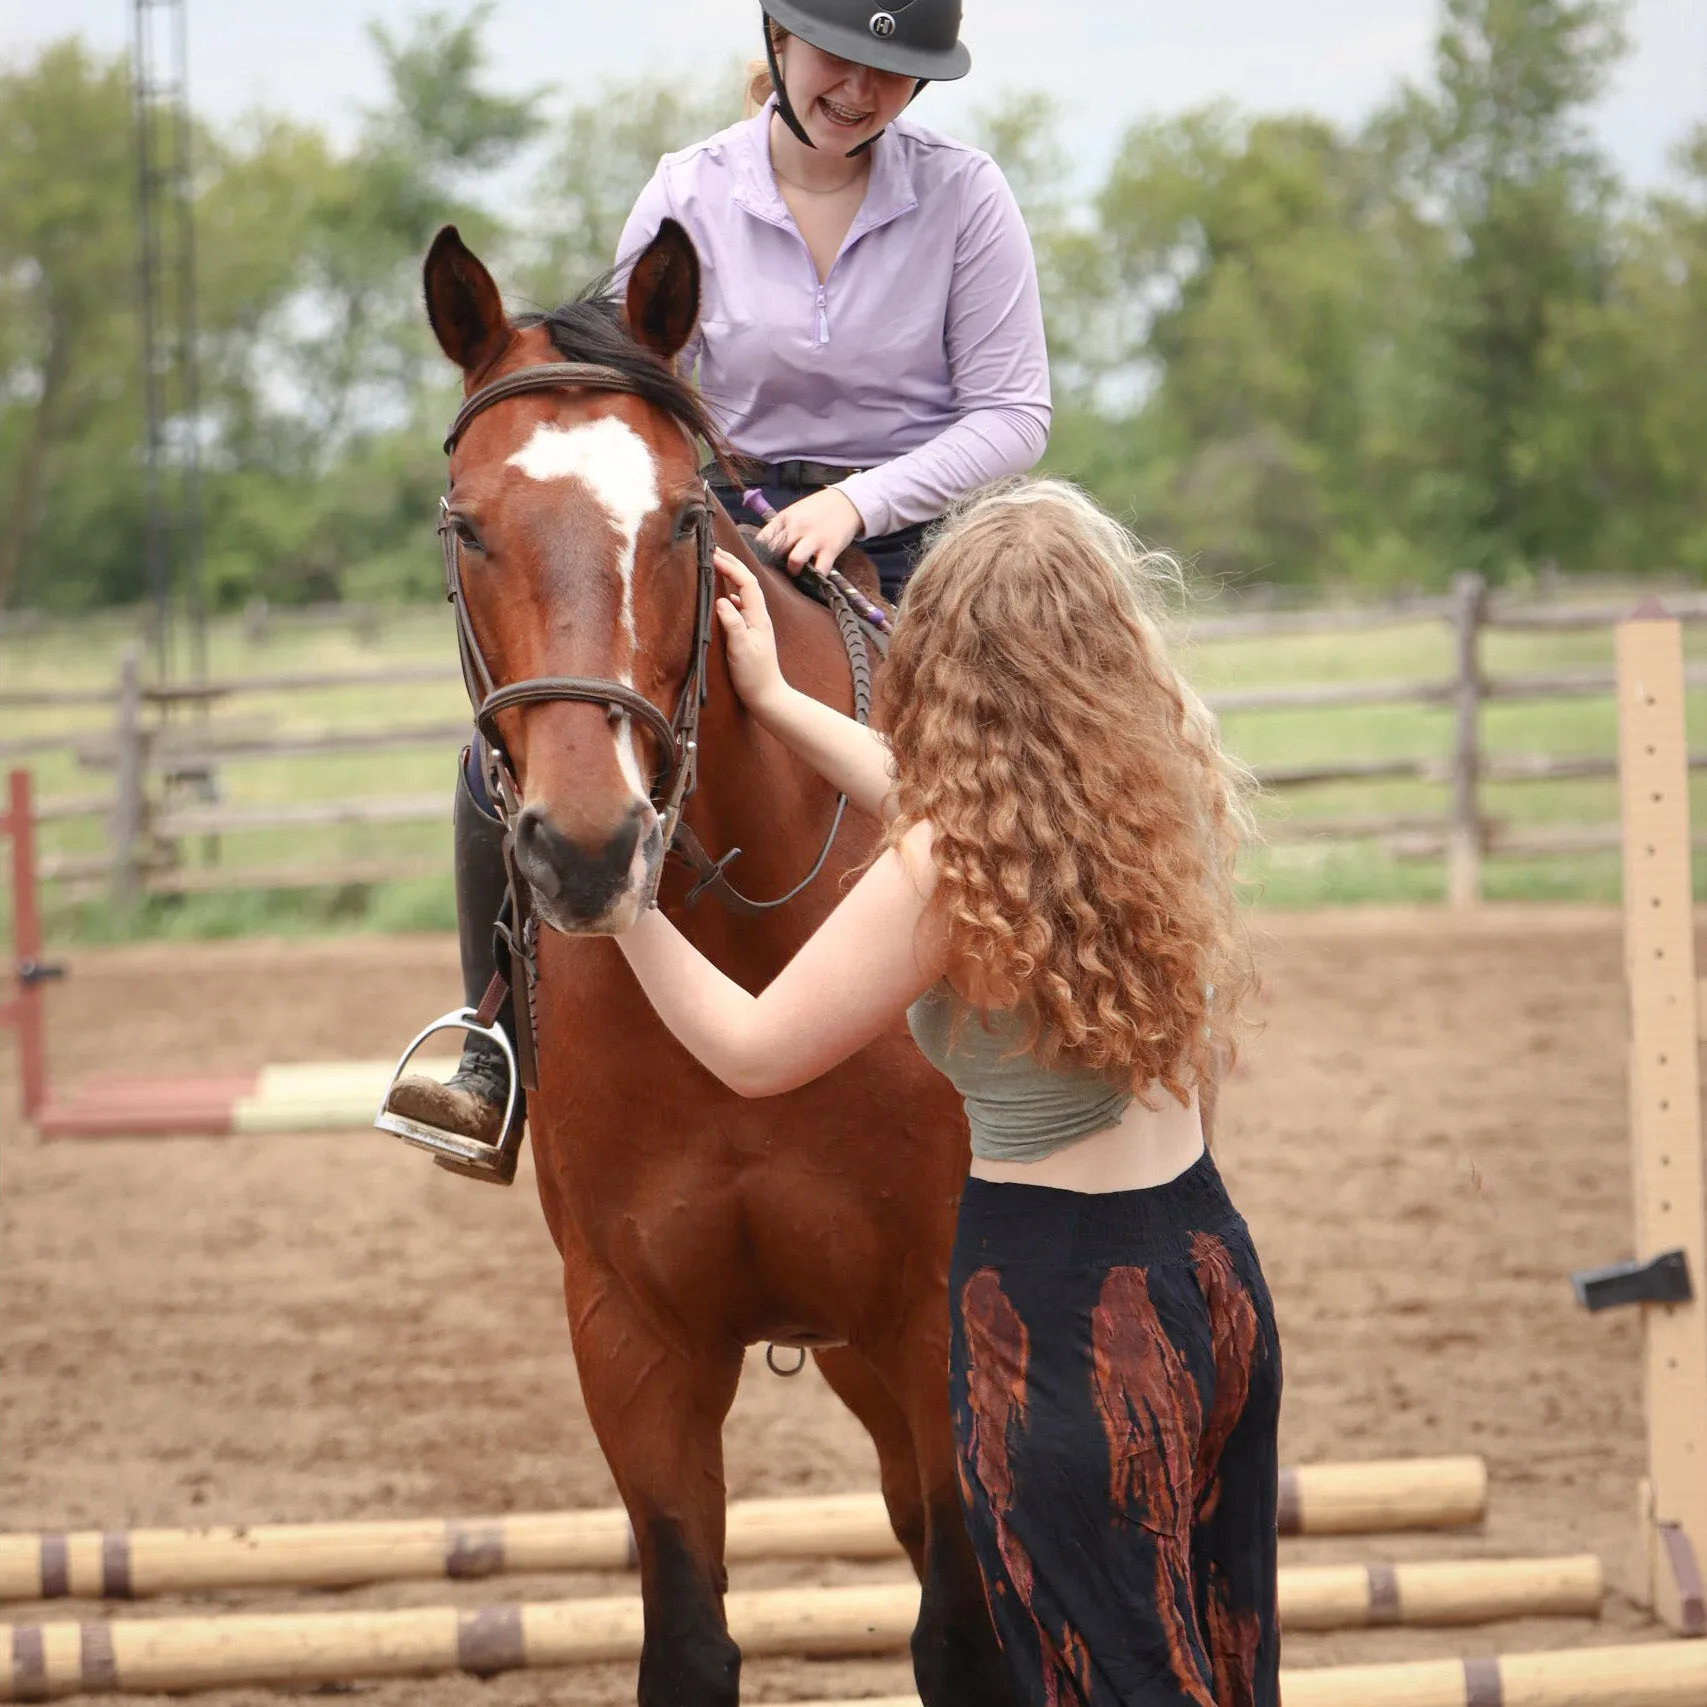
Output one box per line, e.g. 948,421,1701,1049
716,550,897,819
752,684,897,821
619,823,944,1098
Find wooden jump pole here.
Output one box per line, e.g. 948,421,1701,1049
769,1643,1707,1707
1278,1640,1706,1707
0,1496,892,1602
0,1584,901,1700
0,1459,1487,1603
1277,1454,1485,1537
1597,607,1707,1637
1279,1554,1600,1630
0,1561,1605,1699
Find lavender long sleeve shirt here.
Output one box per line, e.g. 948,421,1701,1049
615,101,1052,538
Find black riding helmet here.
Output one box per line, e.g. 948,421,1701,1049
761,0,971,154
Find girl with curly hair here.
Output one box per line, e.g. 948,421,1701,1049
617,477,1282,1707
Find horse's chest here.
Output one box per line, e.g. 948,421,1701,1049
536,1080,935,1333
528,946,963,1337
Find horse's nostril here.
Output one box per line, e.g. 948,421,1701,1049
512,806,560,900
514,806,547,857
511,802,650,923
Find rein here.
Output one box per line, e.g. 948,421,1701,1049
439,359,875,1081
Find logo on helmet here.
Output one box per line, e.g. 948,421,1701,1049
869,10,897,37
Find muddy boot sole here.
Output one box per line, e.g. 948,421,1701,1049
383,1075,521,1187
385,1075,505,1146
432,1146,521,1187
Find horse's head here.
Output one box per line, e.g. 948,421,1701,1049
424,220,721,936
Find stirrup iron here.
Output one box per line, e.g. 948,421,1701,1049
375,1005,521,1180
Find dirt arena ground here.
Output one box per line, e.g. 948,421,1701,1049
0,909,1683,1703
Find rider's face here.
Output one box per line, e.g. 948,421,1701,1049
778,37,917,153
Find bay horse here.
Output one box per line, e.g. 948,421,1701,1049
420,219,1015,1707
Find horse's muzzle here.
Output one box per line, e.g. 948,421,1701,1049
512,800,661,933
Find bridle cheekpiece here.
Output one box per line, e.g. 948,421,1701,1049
438,362,719,888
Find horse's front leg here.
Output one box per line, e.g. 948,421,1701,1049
564,1263,745,1707
858,1315,1019,1707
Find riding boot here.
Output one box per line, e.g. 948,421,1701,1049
382,757,525,1185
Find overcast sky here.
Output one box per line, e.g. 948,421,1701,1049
3,0,1702,189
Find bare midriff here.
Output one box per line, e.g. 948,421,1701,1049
967,1089,1205,1194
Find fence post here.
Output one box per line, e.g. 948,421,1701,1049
111,646,147,913
1447,572,1487,907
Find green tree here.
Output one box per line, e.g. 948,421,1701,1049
1377,0,1629,577
0,11,547,614
0,41,144,610
274,5,543,449
1083,106,1402,584
189,7,544,606
521,71,741,305
966,92,1106,390
1525,123,1707,576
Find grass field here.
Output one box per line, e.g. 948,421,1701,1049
4,595,1706,946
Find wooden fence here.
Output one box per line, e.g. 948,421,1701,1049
6,573,1707,909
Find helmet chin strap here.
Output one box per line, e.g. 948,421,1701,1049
764,23,818,150
762,24,927,158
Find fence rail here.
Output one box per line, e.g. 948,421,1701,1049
6,575,1705,908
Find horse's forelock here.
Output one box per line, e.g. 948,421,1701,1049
510,284,724,458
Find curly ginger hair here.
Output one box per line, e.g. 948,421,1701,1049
876,480,1258,1108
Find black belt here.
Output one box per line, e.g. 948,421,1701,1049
709,457,868,489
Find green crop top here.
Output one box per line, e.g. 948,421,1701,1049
905,983,1133,1163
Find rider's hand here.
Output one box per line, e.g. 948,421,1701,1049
714,549,791,718
756,488,863,576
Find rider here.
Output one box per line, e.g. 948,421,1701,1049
383,0,1051,1172
620,0,1051,599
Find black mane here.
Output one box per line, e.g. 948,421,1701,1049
513,277,725,456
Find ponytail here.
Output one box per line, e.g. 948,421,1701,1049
743,58,774,118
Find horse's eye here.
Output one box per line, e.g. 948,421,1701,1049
675,507,705,542
450,514,485,552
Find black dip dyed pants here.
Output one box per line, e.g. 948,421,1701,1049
950,1153,1282,1707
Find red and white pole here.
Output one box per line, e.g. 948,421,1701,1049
1,769,49,1122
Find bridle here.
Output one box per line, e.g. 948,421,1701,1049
442,362,719,881
439,359,874,935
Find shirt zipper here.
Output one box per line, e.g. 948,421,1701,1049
815,285,829,346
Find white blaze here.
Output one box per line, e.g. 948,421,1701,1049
506,417,659,798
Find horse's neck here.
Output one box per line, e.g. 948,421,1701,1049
678,580,859,959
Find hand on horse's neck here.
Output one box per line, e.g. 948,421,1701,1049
769,114,872,284
681,554,858,955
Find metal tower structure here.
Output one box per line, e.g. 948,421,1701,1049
132,0,206,681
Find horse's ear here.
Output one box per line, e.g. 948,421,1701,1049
424,225,510,377
625,219,700,362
